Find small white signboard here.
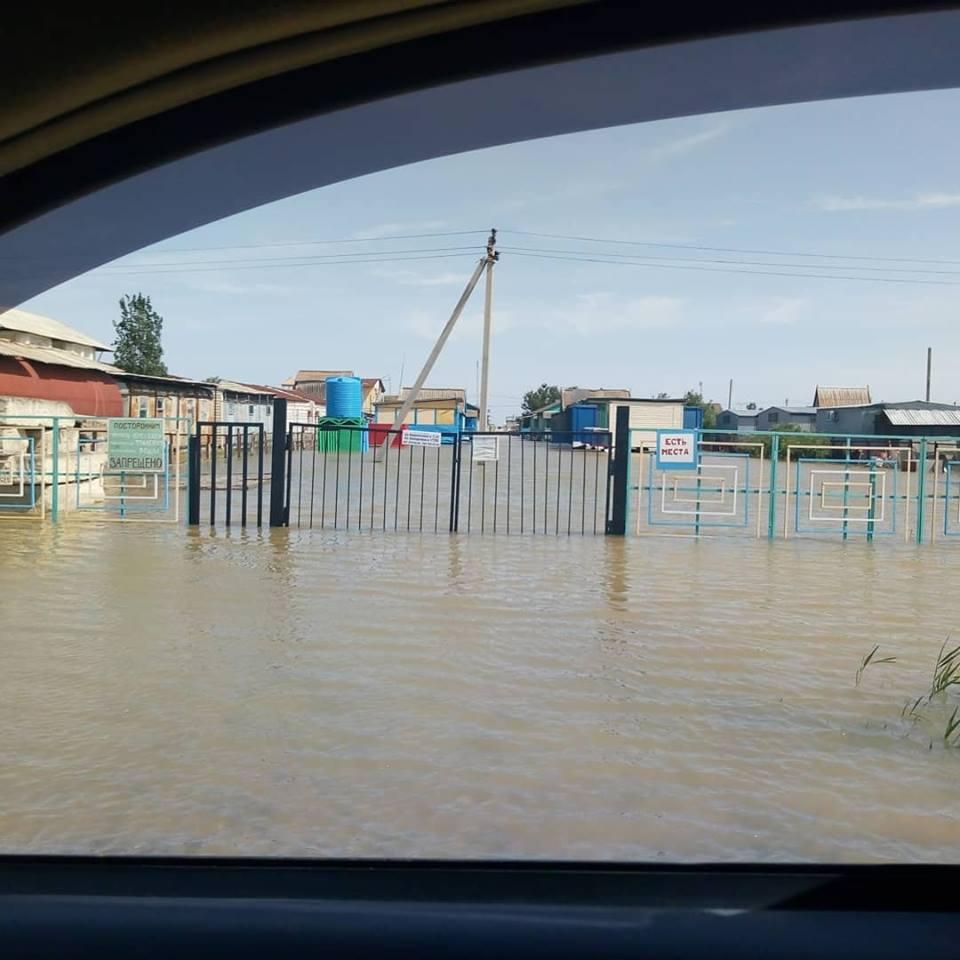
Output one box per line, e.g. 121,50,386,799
402,430,442,447
472,436,500,462
655,429,699,471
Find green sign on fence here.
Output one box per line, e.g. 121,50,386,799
107,418,165,473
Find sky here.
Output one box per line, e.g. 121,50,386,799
21,87,960,419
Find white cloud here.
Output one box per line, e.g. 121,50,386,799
352,220,448,239
549,292,684,335
494,178,624,213
757,297,805,325
493,124,729,213
176,275,294,296
405,305,515,342
643,123,730,162
371,267,469,287
407,294,679,342
813,192,960,212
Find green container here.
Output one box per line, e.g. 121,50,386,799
316,417,367,452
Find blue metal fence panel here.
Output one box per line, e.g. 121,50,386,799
0,435,36,511
792,456,899,538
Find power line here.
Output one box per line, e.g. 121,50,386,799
501,229,960,267
150,229,488,254
101,245,481,270
498,244,960,277
502,250,960,285
96,252,480,276
0,230,489,262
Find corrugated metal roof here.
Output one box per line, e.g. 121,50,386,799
0,307,111,351
528,402,561,415
0,338,119,372
215,379,280,397
400,386,466,401
885,407,960,426
111,370,213,390
236,382,319,403
292,369,353,383
380,394,465,406
562,386,630,406
813,386,872,407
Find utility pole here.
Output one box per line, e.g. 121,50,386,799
727,378,733,410
385,254,489,443
478,229,498,431
926,346,932,402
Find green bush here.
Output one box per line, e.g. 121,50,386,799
731,426,833,460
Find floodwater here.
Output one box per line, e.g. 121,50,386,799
1,520,959,862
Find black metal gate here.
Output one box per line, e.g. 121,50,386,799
187,421,267,527
186,398,617,536
282,423,612,535
283,421,458,533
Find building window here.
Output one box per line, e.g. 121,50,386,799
248,404,255,417
156,397,165,417
139,398,149,418
767,411,779,424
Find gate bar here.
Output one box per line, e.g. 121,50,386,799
606,406,630,535
269,399,288,527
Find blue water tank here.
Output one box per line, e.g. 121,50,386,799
326,376,363,417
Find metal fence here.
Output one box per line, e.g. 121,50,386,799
629,428,960,543
0,414,189,523
282,424,612,535
22,407,960,546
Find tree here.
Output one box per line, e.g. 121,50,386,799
682,389,717,428
522,383,561,414
655,391,670,399
744,423,831,460
745,401,758,411
113,293,167,376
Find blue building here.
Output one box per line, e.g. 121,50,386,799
716,407,760,432
374,388,478,443
756,406,817,432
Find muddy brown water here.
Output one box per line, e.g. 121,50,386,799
1,521,958,861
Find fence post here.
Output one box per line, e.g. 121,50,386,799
916,437,928,545
269,398,288,527
606,405,630,535
767,433,780,540
50,416,60,522
842,436,851,541
448,432,461,532
187,434,200,525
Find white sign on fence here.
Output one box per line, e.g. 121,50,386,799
655,429,699,471
402,430,442,447
107,418,166,473
472,436,500,462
